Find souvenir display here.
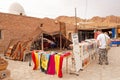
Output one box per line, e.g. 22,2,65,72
71,33,82,73
80,39,97,69
32,51,71,78
71,39,98,70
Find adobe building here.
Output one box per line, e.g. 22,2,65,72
0,12,75,54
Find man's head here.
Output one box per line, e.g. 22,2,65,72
104,31,109,35
97,29,102,34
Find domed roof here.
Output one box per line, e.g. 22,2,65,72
8,2,25,15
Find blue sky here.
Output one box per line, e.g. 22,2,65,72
0,0,120,19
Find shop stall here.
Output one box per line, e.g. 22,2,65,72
78,29,94,42
70,33,98,74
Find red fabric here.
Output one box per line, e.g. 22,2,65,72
58,55,64,78
63,52,71,57
32,51,37,70
47,54,55,75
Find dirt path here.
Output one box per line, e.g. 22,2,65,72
1,47,120,80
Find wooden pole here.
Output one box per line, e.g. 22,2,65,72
41,33,44,50
66,57,68,73
60,22,62,50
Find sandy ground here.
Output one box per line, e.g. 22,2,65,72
1,46,120,80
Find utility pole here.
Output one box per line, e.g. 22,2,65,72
75,8,78,33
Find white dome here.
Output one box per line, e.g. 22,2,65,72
9,2,25,15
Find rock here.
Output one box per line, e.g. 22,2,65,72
0,69,11,79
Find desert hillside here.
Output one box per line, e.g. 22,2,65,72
56,15,120,28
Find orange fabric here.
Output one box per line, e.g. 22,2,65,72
32,51,40,70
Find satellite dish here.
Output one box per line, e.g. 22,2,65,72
8,2,25,15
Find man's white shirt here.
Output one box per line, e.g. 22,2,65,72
97,33,110,49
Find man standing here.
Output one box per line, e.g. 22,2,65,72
97,30,110,65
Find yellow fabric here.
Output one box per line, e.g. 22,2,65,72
41,54,49,70
55,54,60,75
35,52,39,69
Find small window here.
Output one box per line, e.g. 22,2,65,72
20,13,22,15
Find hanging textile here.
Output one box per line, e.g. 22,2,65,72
32,51,41,70
47,54,55,75
32,50,71,78
40,53,50,73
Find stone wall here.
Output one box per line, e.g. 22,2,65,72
0,12,63,54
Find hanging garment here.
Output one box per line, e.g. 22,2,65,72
40,53,50,73
55,54,60,76
47,54,55,75
55,54,64,78
62,52,71,57
58,55,64,78
57,52,71,78
32,51,37,70
32,51,40,70
32,51,41,70
34,52,40,69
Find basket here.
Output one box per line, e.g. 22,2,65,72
0,58,8,71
